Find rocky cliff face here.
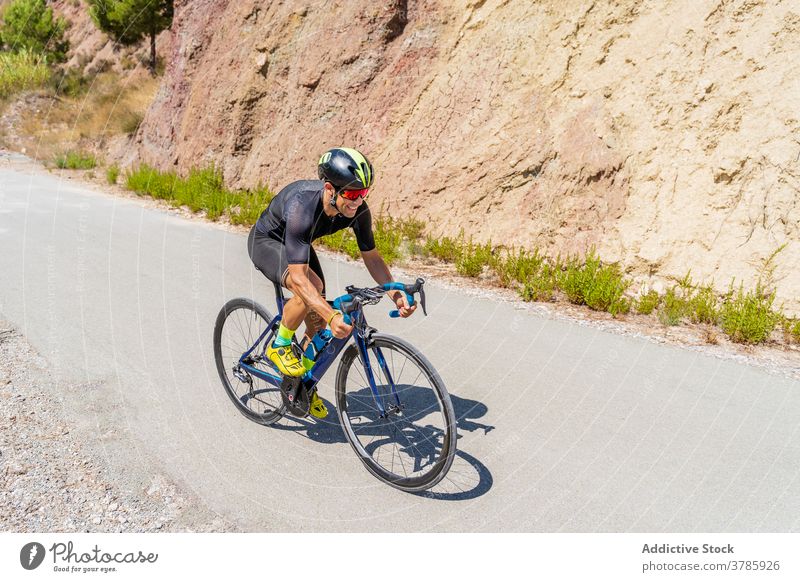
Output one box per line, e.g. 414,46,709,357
130,0,799,311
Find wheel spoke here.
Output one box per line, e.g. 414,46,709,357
387,413,439,469
354,360,369,388
338,338,454,490
231,310,248,346
214,301,283,424
246,307,254,348
396,352,408,387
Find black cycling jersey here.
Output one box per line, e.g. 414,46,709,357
254,180,376,264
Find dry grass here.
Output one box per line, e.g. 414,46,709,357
0,49,51,98
703,328,719,345
9,70,158,162
70,72,157,138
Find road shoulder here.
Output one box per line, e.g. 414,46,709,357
0,320,234,532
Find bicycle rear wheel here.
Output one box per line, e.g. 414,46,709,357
335,333,456,492
213,297,285,425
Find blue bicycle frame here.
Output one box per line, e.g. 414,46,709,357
235,283,411,417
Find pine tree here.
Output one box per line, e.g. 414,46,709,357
87,0,173,75
0,0,69,63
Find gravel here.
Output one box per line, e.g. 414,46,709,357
0,321,234,533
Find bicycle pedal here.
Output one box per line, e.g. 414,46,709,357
280,376,310,417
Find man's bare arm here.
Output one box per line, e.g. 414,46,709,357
361,249,394,287
286,264,337,322
361,249,416,317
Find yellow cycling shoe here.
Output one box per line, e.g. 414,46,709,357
309,391,328,419
267,343,306,377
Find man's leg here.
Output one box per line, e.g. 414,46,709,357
276,292,323,349
303,310,326,347
301,247,327,346
282,267,325,343
278,267,331,418
249,230,311,378
265,269,324,378
278,293,308,331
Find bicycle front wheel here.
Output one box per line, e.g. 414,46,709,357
335,333,457,492
213,297,285,425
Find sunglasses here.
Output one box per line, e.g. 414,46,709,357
338,188,370,200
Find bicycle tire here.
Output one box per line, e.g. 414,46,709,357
213,297,285,425
335,333,457,492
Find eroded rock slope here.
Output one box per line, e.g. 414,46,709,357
128,0,799,311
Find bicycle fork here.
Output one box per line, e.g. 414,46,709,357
355,335,402,419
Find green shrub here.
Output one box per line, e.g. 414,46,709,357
424,234,462,263
126,164,277,224
397,217,426,242
588,271,630,315
689,284,719,324
126,164,177,199
106,164,120,185
783,318,800,344
456,240,493,277
520,263,557,302
322,214,427,265
229,184,274,226
719,282,782,344
1,0,69,63
558,254,585,304
493,247,560,302
51,67,89,97
558,250,630,315
182,166,228,218
87,0,173,75
658,287,689,326
0,49,51,98
319,228,360,259
654,274,719,326
372,216,405,265
54,150,97,169
393,217,426,256
493,247,546,288
127,164,224,216
635,290,660,315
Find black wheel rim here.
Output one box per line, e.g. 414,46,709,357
339,340,453,488
217,302,283,421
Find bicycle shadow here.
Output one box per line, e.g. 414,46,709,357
269,387,495,500
419,391,494,501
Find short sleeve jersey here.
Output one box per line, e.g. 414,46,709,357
254,180,376,264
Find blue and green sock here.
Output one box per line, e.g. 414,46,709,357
272,323,295,348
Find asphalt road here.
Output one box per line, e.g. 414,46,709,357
1,158,799,532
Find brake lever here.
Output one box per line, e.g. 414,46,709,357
332,295,361,326
409,277,427,316
388,277,427,317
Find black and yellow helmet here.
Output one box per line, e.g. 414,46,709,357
318,147,374,191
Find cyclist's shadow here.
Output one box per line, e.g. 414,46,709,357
271,389,495,500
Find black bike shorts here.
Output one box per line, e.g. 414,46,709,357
247,225,326,295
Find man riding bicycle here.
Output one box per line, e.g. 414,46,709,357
247,147,416,419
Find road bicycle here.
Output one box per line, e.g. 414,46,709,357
213,277,457,492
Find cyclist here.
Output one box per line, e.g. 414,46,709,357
247,147,416,418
